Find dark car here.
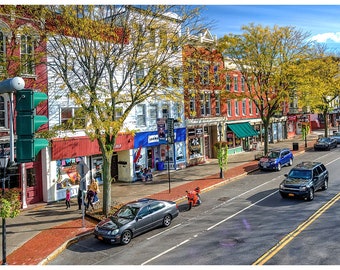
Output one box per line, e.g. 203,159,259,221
279,161,328,201
258,148,294,171
314,137,337,150
94,198,179,245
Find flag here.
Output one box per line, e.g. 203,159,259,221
133,146,142,163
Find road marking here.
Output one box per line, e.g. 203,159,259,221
146,224,182,240
253,192,340,265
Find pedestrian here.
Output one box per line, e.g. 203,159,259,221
77,189,83,210
65,189,71,209
89,178,100,203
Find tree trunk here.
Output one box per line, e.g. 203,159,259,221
102,154,112,217
324,110,329,137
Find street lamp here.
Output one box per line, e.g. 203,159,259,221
0,151,9,265
218,123,223,178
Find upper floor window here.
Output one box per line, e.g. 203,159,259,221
200,63,209,85
241,76,245,92
227,99,232,117
136,104,146,126
235,100,239,116
242,99,246,115
188,61,195,84
60,107,85,129
215,93,220,115
136,64,145,85
162,104,169,118
213,64,219,84
0,31,5,71
200,92,211,116
170,67,180,88
0,96,5,127
189,94,195,117
149,104,158,122
20,35,35,75
159,29,167,48
226,75,231,91
148,27,156,49
233,76,238,91
249,99,253,115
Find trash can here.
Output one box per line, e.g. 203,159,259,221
292,142,299,151
157,161,164,171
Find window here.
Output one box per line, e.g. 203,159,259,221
0,31,5,70
241,76,245,92
215,93,220,115
159,29,167,48
242,99,246,115
136,65,145,85
249,99,253,115
148,27,156,49
200,63,209,85
227,99,232,117
161,67,168,87
149,104,158,122
60,107,85,129
188,61,195,84
233,76,238,91
235,100,239,116
115,107,123,120
213,64,219,84
20,35,35,75
226,75,231,91
200,92,211,116
136,104,146,126
189,94,195,116
0,96,5,127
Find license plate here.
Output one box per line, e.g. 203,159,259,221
288,193,294,197
98,236,103,240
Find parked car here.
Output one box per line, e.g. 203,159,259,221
258,148,294,171
279,161,328,201
330,134,340,144
94,198,179,245
313,137,337,150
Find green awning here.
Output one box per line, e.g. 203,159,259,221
228,122,258,138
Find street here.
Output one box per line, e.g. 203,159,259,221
49,147,340,265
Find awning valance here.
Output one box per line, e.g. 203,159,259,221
228,122,258,138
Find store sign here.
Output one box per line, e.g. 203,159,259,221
148,134,159,144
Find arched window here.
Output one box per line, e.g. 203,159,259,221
0,19,11,73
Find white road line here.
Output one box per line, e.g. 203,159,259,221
146,223,182,240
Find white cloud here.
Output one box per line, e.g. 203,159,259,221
311,32,340,43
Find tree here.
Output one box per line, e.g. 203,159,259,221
22,5,205,216
294,52,340,137
218,24,313,154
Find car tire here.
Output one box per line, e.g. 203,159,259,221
277,163,281,171
307,188,314,201
288,158,293,166
162,214,172,227
322,179,328,191
120,230,132,245
280,192,287,198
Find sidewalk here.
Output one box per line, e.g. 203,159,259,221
0,130,325,265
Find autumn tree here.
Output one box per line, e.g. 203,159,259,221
293,50,340,137
218,24,313,154
21,5,205,216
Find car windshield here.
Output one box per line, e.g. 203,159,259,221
268,151,280,158
116,205,140,219
318,138,328,143
288,170,312,179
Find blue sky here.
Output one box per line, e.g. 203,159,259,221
199,4,340,52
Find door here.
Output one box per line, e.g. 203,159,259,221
147,148,153,169
111,153,118,182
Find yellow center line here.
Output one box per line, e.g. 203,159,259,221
253,192,340,265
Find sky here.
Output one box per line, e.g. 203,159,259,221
198,4,340,52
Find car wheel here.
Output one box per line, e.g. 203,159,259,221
277,163,281,171
288,158,293,166
280,192,287,199
307,188,314,201
162,214,172,227
322,179,328,191
120,230,132,245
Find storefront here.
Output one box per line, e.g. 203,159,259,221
133,128,186,181
47,134,133,202
226,122,259,154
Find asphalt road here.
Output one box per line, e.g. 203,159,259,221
49,147,340,265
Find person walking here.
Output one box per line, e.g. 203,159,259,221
65,189,71,209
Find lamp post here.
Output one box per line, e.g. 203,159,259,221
218,123,223,178
0,148,9,265
302,115,309,148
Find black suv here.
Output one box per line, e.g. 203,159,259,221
279,161,328,201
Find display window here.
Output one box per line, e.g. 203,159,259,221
56,157,81,190
189,136,203,158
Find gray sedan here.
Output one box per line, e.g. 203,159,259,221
330,134,340,144
94,198,179,245
314,137,337,150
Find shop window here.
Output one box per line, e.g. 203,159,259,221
189,136,203,159
27,168,36,187
56,158,81,190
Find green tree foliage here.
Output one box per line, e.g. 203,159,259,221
214,141,228,175
18,5,205,216
0,189,21,218
293,51,340,137
218,24,313,154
